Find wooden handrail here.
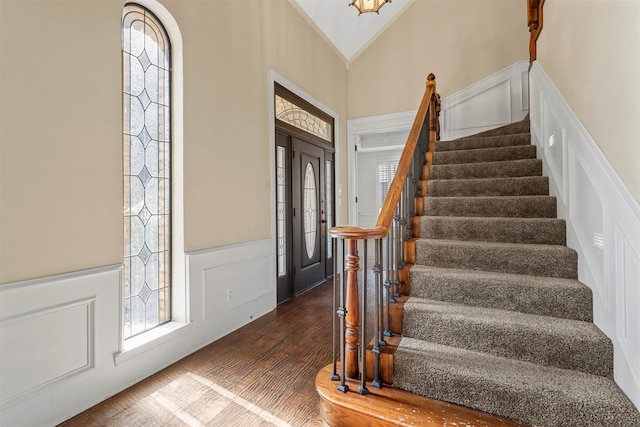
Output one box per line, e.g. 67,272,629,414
375,73,436,231
327,74,439,385
330,73,437,240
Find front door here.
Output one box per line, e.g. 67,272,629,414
276,131,334,303
292,138,326,294
274,83,335,303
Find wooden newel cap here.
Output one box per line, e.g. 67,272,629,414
427,73,436,81
329,226,387,240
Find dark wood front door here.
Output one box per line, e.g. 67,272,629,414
275,131,334,303
292,138,326,294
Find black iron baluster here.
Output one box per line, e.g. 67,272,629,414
337,239,349,393
383,234,393,337
372,237,383,388
331,237,339,381
359,240,369,395
393,206,401,298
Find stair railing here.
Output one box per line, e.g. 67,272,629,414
329,74,440,393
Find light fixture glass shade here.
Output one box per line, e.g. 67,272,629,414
350,0,390,15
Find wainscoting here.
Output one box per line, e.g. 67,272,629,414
348,61,530,226
440,60,530,140
530,62,640,410
0,239,275,426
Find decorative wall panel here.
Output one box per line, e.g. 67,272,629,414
530,62,640,410
616,226,640,386
0,299,94,406
570,150,606,303
440,61,530,140
187,239,274,321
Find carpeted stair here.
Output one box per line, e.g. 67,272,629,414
393,118,640,426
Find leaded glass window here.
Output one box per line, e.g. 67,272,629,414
275,94,332,142
326,160,333,259
276,146,287,277
123,4,171,339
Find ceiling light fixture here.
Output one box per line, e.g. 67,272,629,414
350,0,390,15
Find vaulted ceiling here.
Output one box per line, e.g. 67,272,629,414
291,0,413,62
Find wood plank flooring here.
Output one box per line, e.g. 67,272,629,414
58,254,521,427
59,281,335,427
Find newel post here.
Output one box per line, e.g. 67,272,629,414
427,73,440,148
344,239,360,380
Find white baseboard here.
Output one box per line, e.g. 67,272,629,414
530,62,640,411
440,60,530,140
0,239,276,426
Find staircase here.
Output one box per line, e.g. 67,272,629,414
392,118,640,426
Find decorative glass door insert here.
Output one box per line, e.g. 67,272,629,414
303,162,318,258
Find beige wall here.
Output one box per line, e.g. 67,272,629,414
0,0,348,284
537,0,640,205
0,0,124,284
347,0,529,118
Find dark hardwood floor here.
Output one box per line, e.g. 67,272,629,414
59,281,336,427
58,247,520,427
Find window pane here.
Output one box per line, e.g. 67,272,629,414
275,94,332,142
378,161,398,211
276,146,287,277
326,160,333,258
123,5,171,339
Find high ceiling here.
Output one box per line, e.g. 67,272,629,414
291,0,413,62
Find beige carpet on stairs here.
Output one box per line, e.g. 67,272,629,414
393,117,640,426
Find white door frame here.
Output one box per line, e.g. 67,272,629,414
347,110,416,226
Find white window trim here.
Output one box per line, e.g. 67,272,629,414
116,0,187,362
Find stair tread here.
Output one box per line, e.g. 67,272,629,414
415,239,578,279
403,297,600,337
402,297,611,377
395,338,640,426
420,216,566,245
428,176,547,184
421,215,564,224
410,265,586,292
458,119,530,139
432,145,536,165
423,195,557,218
315,364,526,427
435,133,531,152
430,158,543,179
409,265,591,321
428,176,549,197
415,238,575,252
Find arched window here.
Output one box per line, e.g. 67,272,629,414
122,4,171,339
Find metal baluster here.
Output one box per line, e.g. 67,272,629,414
372,238,383,388
337,239,349,393
359,240,369,395
399,187,407,269
331,237,339,381
393,206,401,298
407,159,415,238
383,235,393,337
